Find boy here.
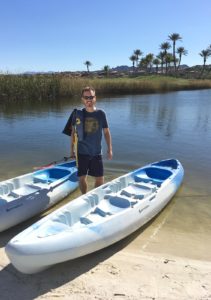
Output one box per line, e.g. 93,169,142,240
65,86,112,194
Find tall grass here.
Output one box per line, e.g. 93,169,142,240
1,74,211,102
0,75,60,102
60,75,211,97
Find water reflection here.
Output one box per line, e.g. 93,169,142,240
0,97,78,119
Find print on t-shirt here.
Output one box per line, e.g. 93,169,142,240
85,117,99,134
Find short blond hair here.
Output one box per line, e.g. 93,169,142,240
81,86,95,97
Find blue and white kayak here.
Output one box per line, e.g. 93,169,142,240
6,158,184,274
0,160,78,232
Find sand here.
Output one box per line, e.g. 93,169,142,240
1,185,211,300
1,235,211,300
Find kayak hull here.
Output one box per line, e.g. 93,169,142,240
6,158,184,273
0,161,78,232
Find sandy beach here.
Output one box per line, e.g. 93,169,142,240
1,247,211,300
1,183,211,300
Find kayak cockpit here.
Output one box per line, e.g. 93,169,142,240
33,168,71,184
31,178,159,238
133,166,173,186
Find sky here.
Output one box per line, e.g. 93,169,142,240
0,0,211,73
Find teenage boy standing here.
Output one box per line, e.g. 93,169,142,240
67,86,112,194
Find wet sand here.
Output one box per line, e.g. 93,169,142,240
1,179,211,300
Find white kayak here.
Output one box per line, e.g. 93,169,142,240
6,158,184,274
0,160,78,232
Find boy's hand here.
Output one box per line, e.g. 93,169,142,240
107,149,113,160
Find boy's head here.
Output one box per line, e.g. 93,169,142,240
81,86,96,109
81,86,95,98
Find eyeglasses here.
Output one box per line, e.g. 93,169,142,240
83,96,95,100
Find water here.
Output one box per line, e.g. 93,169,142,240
1,89,211,260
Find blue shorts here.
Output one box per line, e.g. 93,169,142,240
77,154,104,177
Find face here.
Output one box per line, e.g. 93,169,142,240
82,90,96,109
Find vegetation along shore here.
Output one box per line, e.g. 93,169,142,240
1,32,211,102
1,74,211,102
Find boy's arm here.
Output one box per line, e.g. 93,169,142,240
103,128,113,160
70,126,76,158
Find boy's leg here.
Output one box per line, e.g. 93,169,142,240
79,175,88,194
88,155,104,188
77,154,89,194
95,176,104,188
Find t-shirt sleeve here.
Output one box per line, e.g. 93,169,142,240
62,110,76,136
101,110,108,128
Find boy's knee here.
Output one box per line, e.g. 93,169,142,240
95,176,104,187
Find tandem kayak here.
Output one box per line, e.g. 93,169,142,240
0,160,78,232
6,158,184,274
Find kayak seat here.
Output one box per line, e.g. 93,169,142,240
92,207,112,217
109,196,130,208
120,183,154,200
134,167,172,186
80,217,92,225
120,189,145,200
93,198,128,215
134,176,163,186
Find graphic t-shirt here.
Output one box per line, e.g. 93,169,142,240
77,109,108,156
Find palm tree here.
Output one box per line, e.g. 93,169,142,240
129,55,137,72
139,58,148,72
176,47,188,70
165,53,175,72
84,61,92,73
134,49,143,67
160,42,171,73
168,33,182,71
153,58,160,73
199,49,211,73
157,51,166,74
145,53,154,73
103,65,110,77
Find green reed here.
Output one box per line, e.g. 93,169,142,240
1,74,211,102
0,74,60,102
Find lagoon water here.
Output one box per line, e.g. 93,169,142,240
1,89,211,260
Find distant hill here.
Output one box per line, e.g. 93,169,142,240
110,64,189,72
110,65,133,72
13,64,207,76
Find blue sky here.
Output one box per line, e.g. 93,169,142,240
0,0,210,73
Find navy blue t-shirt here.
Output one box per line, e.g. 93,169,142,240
75,109,108,156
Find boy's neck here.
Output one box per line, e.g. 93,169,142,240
85,106,96,112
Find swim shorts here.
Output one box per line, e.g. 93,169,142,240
77,154,104,177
